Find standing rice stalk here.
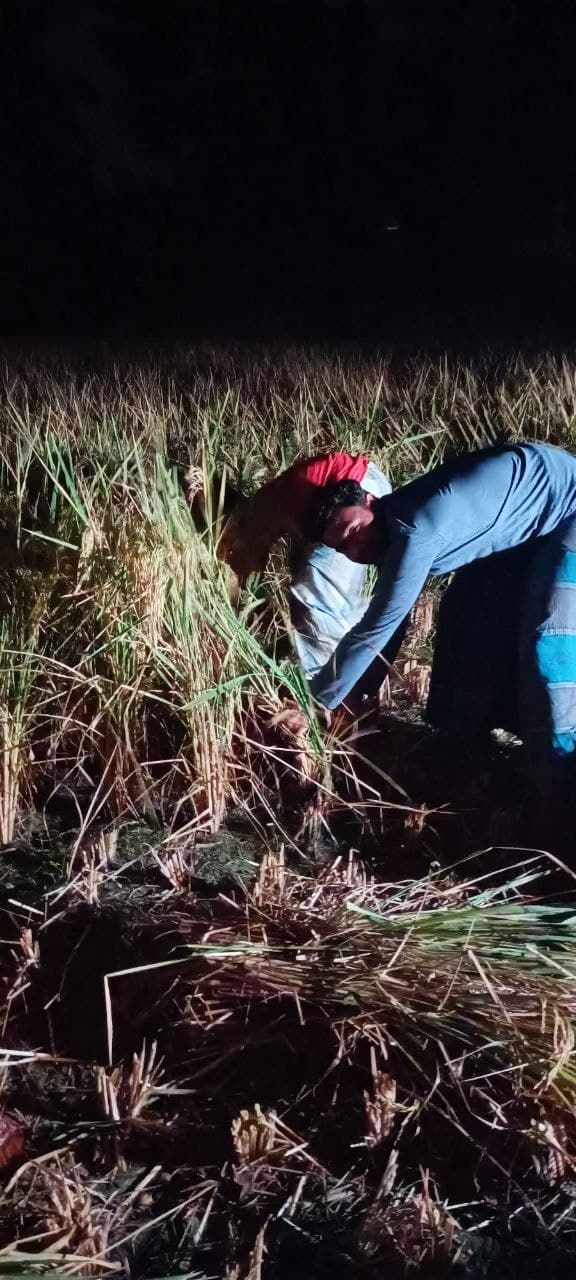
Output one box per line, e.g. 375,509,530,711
1,347,576,831
0,589,51,845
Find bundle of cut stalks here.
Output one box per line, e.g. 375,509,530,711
171,859,576,1154
245,695,325,820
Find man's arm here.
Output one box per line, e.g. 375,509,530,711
309,534,436,709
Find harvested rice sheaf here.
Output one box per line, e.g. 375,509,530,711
175,862,576,1152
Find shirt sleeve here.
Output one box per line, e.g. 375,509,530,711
309,532,438,708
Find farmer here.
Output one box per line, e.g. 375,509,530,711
220,451,393,687
309,442,576,773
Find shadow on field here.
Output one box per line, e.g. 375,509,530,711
334,709,576,881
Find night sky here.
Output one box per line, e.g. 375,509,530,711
3,0,576,338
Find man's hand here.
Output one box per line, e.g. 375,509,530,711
318,692,380,739
268,702,309,738
326,705,358,738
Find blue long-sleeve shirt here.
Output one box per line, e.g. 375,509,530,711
310,443,576,709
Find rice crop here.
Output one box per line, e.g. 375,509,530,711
1,343,576,1276
1,342,576,838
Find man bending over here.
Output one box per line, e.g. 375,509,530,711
221,450,391,681
309,442,576,772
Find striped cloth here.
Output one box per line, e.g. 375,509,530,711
427,517,576,776
519,515,576,772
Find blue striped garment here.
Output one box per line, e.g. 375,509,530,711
520,516,576,768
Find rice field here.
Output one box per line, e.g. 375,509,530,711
2,345,576,1277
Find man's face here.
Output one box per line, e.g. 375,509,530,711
322,503,377,562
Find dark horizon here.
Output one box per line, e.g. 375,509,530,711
3,0,576,341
